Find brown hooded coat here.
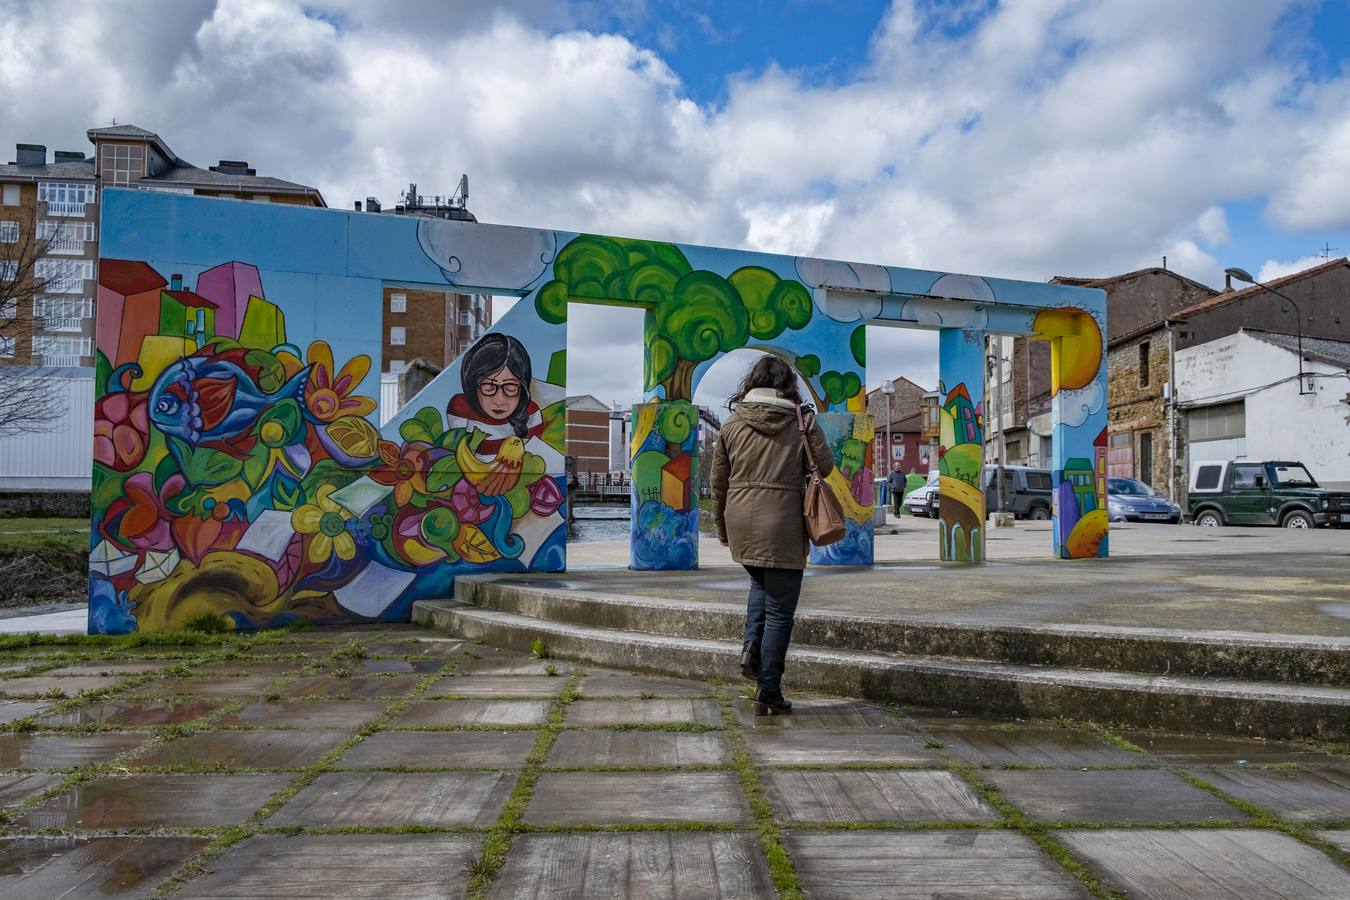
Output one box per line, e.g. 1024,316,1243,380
710,389,835,570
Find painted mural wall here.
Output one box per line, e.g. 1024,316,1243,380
92,189,1107,633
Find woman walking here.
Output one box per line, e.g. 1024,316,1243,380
711,356,834,715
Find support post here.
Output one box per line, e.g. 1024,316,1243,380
1048,331,1110,559
807,411,875,566
629,401,700,570
936,328,986,562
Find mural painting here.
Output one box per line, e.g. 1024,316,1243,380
91,189,1108,634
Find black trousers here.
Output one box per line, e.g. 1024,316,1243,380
742,565,804,694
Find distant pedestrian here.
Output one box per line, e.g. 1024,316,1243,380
711,356,834,716
887,461,906,516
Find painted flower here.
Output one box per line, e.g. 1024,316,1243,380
290,483,357,564
370,440,431,506
106,471,177,550
93,392,149,471
528,476,564,517
304,341,376,423
451,477,494,525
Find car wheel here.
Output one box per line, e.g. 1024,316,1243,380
1028,505,1051,521
1195,510,1223,527
1282,510,1314,529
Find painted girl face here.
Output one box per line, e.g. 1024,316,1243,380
477,365,522,420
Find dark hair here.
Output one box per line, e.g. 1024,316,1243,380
461,332,533,438
727,355,804,410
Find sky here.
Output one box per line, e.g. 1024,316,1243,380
3,0,1349,413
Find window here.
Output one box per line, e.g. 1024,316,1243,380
34,296,93,329
37,181,96,215
1232,463,1265,490
34,335,91,364
0,260,15,281
389,293,407,313
0,220,16,243
459,310,473,327
388,360,404,374
1,297,15,318
1138,341,1150,387
1,184,19,206
1138,431,1153,485
0,335,13,358
251,195,270,203
99,144,145,186
1194,464,1222,491
389,326,406,346
1026,472,1053,491
36,219,94,253
1188,400,1244,441
35,259,93,293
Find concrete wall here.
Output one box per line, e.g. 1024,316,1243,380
1176,331,1350,490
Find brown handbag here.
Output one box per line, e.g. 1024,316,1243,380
794,404,847,547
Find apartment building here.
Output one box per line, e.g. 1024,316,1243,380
865,376,932,472
0,124,323,368
566,395,613,476
382,286,491,373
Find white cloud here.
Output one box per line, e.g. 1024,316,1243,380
3,0,1348,410
1257,254,1325,283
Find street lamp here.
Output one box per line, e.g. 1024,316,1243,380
879,380,895,477
1223,268,1314,395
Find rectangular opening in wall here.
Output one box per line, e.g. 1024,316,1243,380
1138,341,1150,387
1138,431,1153,485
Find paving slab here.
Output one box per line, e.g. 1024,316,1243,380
762,770,996,824
0,674,128,697
786,830,1090,899
0,836,209,898
924,725,1145,767
17,774,292,828
428,675,565,697
526,771,750,824
1192,766,1350,822
355,657,446,674
573,674,714,698
1056,829,1350,899
0,732,149,769
394,700,552,727
1313,830,1350,853
1125,730,1342,766
218,700,390,729
188,660,311,677
984,769,1247,824
247,643,337,658
546,730,730,767
566,698,721,726
454,656,568,676
268,771,514,827
178,833,482,899
733,696,907,729
339,730,538,769
489,832,773,899
134,730,348,770
744,728,941,766
151,676,280,697
37,699,222,727
0,773,59,809
43,660,176,676
280,675,420,699
0,699,53,724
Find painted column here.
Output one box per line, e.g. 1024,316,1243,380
808,411,875,566
936,328,986,562
629,400,700,570
1049,334,1110,559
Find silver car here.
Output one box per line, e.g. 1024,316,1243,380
903,471,940,518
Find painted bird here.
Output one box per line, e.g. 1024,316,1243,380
148,351,310,459
456,434,525,496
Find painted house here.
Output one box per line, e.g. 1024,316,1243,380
158,274,217,348
96,259,167,367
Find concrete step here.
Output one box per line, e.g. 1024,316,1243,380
453,576,1350,687
413,599,1350,741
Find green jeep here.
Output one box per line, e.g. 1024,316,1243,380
1188,460,1350,528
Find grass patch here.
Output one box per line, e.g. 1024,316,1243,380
184,614,233,634
529,637,548,660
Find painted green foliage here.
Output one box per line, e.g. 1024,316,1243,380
850,324,866,367
535,234,816,400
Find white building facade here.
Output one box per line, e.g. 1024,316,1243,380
1175,329,1350,490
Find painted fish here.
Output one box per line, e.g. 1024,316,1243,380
148,352,310,458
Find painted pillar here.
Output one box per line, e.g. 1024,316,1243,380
936,328,986,562
629,400,700,570
808,411,875,566
1049,332,1110,559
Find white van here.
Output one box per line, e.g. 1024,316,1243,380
903,470,941,517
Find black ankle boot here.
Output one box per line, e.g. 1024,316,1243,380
739,642,759,680
753,687,792,716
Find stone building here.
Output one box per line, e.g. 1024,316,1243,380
865,376,931,473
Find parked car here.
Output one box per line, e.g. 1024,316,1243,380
904,470,940,517
1188,460,1350,528
927,466,1053,520
1107,477,1181,523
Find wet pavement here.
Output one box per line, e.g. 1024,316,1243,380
0,626,1343,898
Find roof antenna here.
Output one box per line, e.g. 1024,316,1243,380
1162,255,1167,270
1320,241,1339,261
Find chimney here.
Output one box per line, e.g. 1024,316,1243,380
209,160,256,176
15,143,46,166
170,274,183,291
366,197,381,213
54,151,84,163
354,200,362,212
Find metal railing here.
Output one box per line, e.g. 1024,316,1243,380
43,237,86,254
42,202,88,217
41,354,83,367
41,317,84,332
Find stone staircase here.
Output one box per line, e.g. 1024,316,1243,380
413,575,1350,741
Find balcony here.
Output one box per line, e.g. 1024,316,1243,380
43,201,87,217
42,317,84,332
41,354,83,367
43,237,86,255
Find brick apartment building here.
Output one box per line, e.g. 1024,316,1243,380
865,376,933,473
1,124,323,368
381,286,491,374
566,395,613,476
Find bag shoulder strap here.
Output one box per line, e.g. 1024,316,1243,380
794,404,822,484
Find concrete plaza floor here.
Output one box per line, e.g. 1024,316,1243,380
568,520,1350,637
1,627,1348,897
